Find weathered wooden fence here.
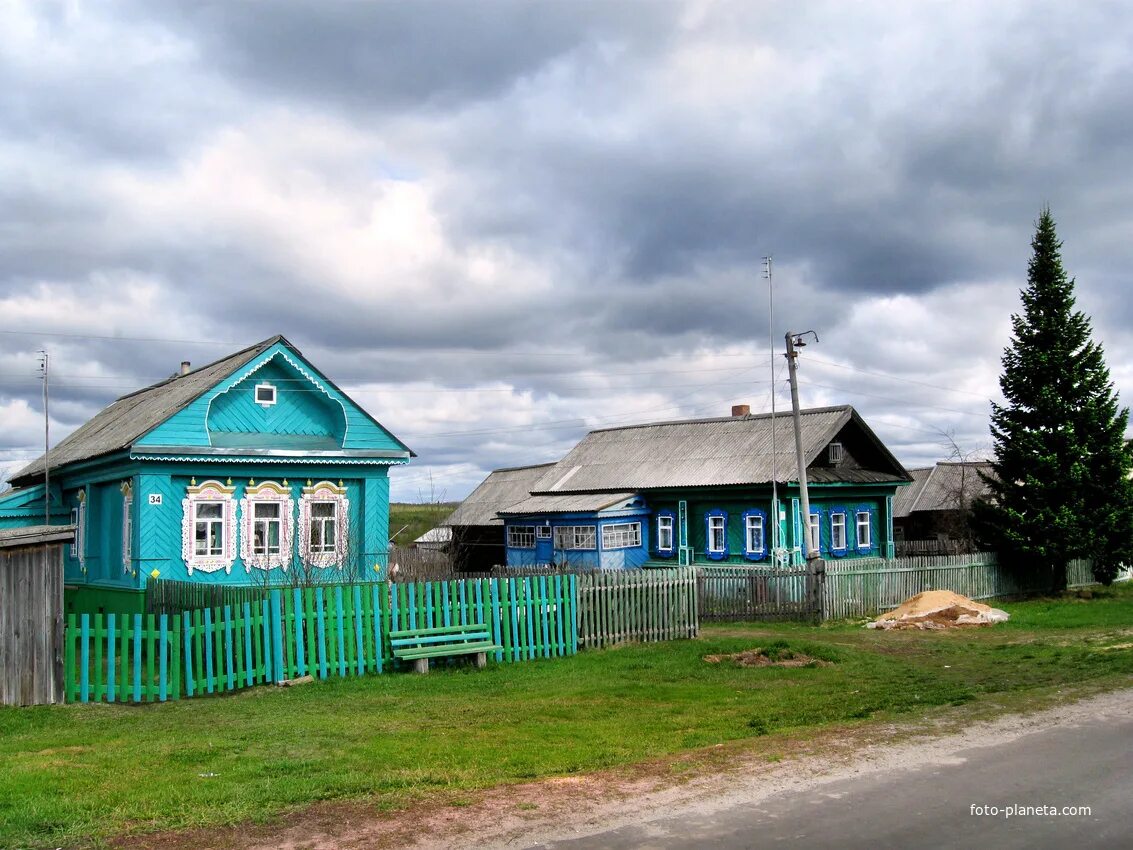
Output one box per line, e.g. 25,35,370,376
1,529,69,706
145,580,276,615
821,554,1111,620
67,575,578,704
576,568,698,648
697,565,813,621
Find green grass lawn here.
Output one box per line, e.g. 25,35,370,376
388,501,457,547
3,584,1132,849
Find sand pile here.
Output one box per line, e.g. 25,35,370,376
867,590,1009,630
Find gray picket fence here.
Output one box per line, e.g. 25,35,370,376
821,553,1114,620
576,567,698,648
697,565,814,621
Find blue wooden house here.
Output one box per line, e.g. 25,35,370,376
0,336,412,614
494,405,911,569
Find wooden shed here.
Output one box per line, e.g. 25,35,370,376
0,525,73,706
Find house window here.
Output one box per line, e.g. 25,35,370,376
657,513,675,553
536,525,552,539
308,503,337,553
553,525,596,550
857,510,872,549
195,502,226,556
807,511,820,555
602,522,641,550
831,512,847,552
508,525,536,549
69,490,87,565
240,480,294,571
299,481,350,567
182,479,238,574
707,513,727,554
828,442,844,464
121,482,133,573
744,512,765,558
254,383,277,406
252,502,283,555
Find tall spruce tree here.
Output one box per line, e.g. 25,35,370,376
978,209,1133,591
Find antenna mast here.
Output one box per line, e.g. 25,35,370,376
39,350,50,526
763,256,779,560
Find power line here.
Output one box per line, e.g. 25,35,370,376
804,381,988,419
805,356,992,399
0,328,767,361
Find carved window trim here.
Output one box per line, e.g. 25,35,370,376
298,480,350,569
240,480,294,571
182,479,238,574
121,481,133,574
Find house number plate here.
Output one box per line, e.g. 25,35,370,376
148,494,163,505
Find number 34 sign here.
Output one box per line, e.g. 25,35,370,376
148,494,163,506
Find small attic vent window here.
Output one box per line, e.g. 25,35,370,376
828,442,844,464
255,383,277,407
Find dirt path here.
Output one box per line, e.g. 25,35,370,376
112,688,1133,850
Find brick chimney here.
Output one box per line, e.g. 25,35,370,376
731,404,750,417
180,361,191,376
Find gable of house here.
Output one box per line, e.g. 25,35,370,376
134,339,410,457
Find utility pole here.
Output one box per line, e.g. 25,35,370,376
39,350,50,526
785,330,824,619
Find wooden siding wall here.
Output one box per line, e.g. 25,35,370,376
206,361,344,440
1,543,64,705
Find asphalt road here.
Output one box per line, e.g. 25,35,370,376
527,709,1133,850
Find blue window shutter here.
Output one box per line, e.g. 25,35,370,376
704,509,729,561
741,509,767,561
829,506,849,557
855,503,875,554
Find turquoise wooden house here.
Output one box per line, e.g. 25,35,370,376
494,405,911,569
0,336,412,614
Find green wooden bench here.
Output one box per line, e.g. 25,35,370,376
389,623,501,674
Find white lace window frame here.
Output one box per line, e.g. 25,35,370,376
240,480,295,571
182,479,238,574
298,481,350,569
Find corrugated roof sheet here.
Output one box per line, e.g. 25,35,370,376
11,337,283,486
529,405,902,492
892,462,993,516
443,463,556,527
0,524,76,549
498,492,638,516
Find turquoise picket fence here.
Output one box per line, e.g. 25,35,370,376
65,575,578,703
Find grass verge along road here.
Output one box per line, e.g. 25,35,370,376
2,584,1131,849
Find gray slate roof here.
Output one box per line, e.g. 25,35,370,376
11,337,284,486
443,463,556,527
892,461,993,516
529,405,906,493
498,492,638,516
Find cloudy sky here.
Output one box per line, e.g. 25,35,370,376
3,0,1133,502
